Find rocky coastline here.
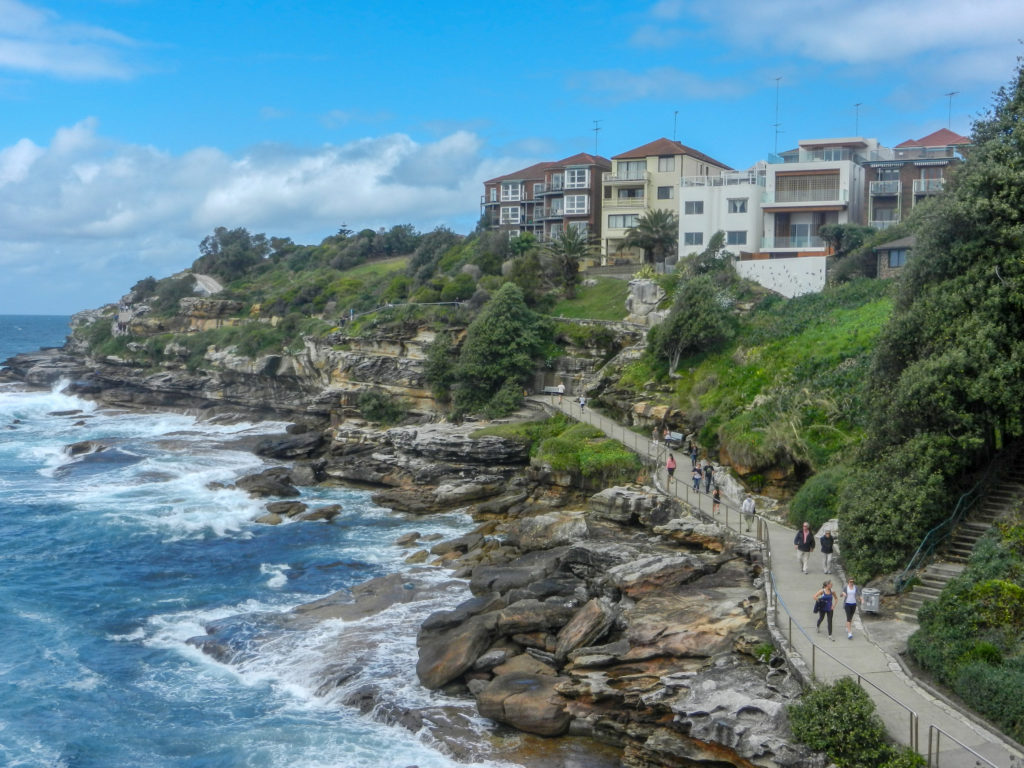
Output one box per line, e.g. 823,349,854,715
2,335,823,767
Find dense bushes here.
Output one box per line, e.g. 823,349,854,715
908,517,1024,742
788,465,849,530
357,388,407,425
788,678,924,768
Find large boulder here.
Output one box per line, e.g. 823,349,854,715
554,598,617,663
417,616,495,690
477,674,571,736
235,468,300,498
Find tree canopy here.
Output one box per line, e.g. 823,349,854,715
544,227,593,299
622,208,679,264
838,58,1024,577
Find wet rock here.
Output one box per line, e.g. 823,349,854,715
235,468,300,498
417,616,494,690
265,500,307,518
254,431,325,459
65,439,108,456
296,504,341,522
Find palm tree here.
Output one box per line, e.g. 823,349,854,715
622,208,679,265
544,227,593,299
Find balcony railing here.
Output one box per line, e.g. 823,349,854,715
765,188,848,205
602,171,649,184
535,182,564,195
682,172,766,187
603,197,645,208
761,235,826,249
537,207,564,220
913,178,945,195
870,219,900,230
870,180,901,195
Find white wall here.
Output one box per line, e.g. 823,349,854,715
735,256,826,297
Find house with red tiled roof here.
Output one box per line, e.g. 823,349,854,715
863,128,970,229
481,153,610,242
601,138,731,262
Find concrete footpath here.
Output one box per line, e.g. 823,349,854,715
531,395,1024,768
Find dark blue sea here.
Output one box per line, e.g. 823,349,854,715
0,315,501,768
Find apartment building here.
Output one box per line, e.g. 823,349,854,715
601,138,731,262
481,153,610,241
677,162,768,256
862,128,970,230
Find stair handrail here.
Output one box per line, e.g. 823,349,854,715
894,449,1014,593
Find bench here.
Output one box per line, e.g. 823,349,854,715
542,386,563,395
664,431,685,448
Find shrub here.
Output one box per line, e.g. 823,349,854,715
357,388,406,425
789,465,850,530
788,678,894,768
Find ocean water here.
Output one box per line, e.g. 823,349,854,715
0,315,506,768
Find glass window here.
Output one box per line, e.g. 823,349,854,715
618,160,645,179
500,206,521,224
888,248,907,268
684,232,703,246
657,186,673,200
727,198,748,213
550,173,563,190
564,195,588,215
876,167,900,181
658,156,675,172
569,222,589,236
684,200,704,215
726,230,747,245
566,168,589,188
533,183,544,196
489,188,497,202
500,183,522,202
618,187,644,199
608,214,640,229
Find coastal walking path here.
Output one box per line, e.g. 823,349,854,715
530,394,1024,768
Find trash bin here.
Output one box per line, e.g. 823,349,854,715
861,587,880,613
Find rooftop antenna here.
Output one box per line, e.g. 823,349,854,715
592,119,602,155
944,91,959,129
854,102,862,135
673,110,679,141
772,77,783,155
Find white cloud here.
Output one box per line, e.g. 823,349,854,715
0,0,138,80
0,119,506,312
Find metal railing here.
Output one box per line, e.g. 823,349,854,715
870,180,901,195
914,179,945,194
528,396,1016,766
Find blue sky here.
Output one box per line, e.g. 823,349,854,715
0,0,1021,314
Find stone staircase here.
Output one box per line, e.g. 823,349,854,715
897,454,1024,621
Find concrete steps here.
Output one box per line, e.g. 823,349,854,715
899,454,1024,620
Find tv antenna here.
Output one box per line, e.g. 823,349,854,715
944,91,959,129
673,110,679,141
854,103,862,135
593,120,602,155
772,77,783,155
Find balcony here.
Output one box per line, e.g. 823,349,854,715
602,171,650,184
913,178,945,195
870,219,900,230
537,207,564,221
682,171,766,187
761,235,826,249
535,182,564,196
870,180,901,196
764,188,848,205
603,197,646,209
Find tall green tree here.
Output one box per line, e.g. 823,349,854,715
838,58,1024,577
622,208,679,264
192,227,270,282
648,274,734,372
544,227,593,298
451,283,551,417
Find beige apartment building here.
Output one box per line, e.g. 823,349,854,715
601,137,731,262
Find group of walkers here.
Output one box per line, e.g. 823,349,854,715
797,522,860,640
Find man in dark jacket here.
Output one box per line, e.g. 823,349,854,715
820,530,836,574
794,522,815,574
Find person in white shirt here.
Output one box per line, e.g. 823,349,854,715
840,578,860,639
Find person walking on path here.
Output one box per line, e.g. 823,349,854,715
652,426,660,447
820,530,836,574
578,395,586,412
712,487,721,515
841,578,860,639
741,494,755,531
794,522,815,574
689,443,699,468
814,580,836,641
557,382,564,403
666,453,676,480
691,465,702,492
703,462,713,493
